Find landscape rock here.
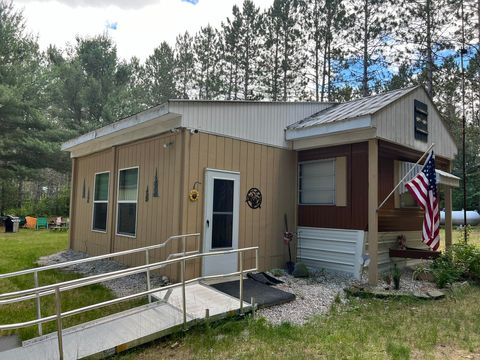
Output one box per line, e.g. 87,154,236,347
427,289,445,299
37,250,168,298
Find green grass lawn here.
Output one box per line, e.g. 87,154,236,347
115,285,480,360
1,227,479,358
440,225,480,250
0,228,144,340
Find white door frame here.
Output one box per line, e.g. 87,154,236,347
202,168,240,276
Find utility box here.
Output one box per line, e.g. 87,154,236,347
5,215,20,233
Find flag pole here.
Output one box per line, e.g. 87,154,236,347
377,143,435,211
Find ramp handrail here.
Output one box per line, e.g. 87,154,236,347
0,232,200,336
0,233,200,280
0,245,259,360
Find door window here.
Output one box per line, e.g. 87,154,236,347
211,179,234,249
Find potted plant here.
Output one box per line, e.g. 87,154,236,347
392,264,401,290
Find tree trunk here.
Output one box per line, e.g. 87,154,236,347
244,37,251,99
273,37,279,102
0,181,4,216
283,26,288,102
327,38,332,101
321,37,328,102
314,0,320,102
17,180,23,209
426,0,433,97
362,0,369,97
478,0,480,44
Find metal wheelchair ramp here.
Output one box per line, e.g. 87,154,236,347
1,283,250,360
0,233,258,359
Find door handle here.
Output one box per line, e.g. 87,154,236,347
206,220,210,227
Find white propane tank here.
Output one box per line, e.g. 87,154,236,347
440,210,480,226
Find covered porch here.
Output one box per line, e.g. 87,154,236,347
286,86,459,284
366,140,460,284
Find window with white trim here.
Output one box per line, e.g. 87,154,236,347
117,167,139,237
299,159,336,205
92,172,109,232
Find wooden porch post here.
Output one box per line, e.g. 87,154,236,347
368,139,379,285
445,186,453,249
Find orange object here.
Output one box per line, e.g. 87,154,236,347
25,216,37,229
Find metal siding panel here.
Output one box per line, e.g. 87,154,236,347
174,101,331,148
374,87,457,159
297,227,364,278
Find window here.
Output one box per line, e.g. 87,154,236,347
299,159,335,205
117,167,139,237
92,172,109,232
396,161,421,208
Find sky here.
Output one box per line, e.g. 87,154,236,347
14,0,272,61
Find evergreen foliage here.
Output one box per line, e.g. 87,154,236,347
0,0,479,213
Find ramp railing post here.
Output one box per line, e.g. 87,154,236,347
181,258,187,327
55,286,64,360
255,248,259,271
34,271,42,336
145,249,151,303
239,251,244,314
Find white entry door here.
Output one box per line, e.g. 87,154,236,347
202,169,240,276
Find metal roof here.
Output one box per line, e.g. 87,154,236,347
287,86,419,130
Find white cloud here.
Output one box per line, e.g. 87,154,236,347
14,0,272,61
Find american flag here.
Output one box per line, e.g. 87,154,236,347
405,151,440,250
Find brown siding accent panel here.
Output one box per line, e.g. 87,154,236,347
376,140,443,232
297,142,368,230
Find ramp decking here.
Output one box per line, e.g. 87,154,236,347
1,282,250,360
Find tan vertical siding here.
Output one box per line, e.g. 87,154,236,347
184,132,296,274
71,149,114,256
72,130,295,280
111,132,182,279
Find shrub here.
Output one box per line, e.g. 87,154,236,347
430,243,480,288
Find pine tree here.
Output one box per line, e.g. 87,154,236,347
347,0,397,97
193,25,224,99
0,2,68,212
261,0,306,101
238,0,263,99
144,41,177,106
174,32,195,99
305,0,348,101
398,0,451,97
222,5,242,100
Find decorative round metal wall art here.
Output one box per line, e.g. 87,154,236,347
246,188,262,209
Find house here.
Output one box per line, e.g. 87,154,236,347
62,86,458,284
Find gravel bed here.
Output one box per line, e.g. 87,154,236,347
257,270,353,325
37,249,169,298
364,268,437,294
258,267,437,325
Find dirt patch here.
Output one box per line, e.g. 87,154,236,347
412,345,480,359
